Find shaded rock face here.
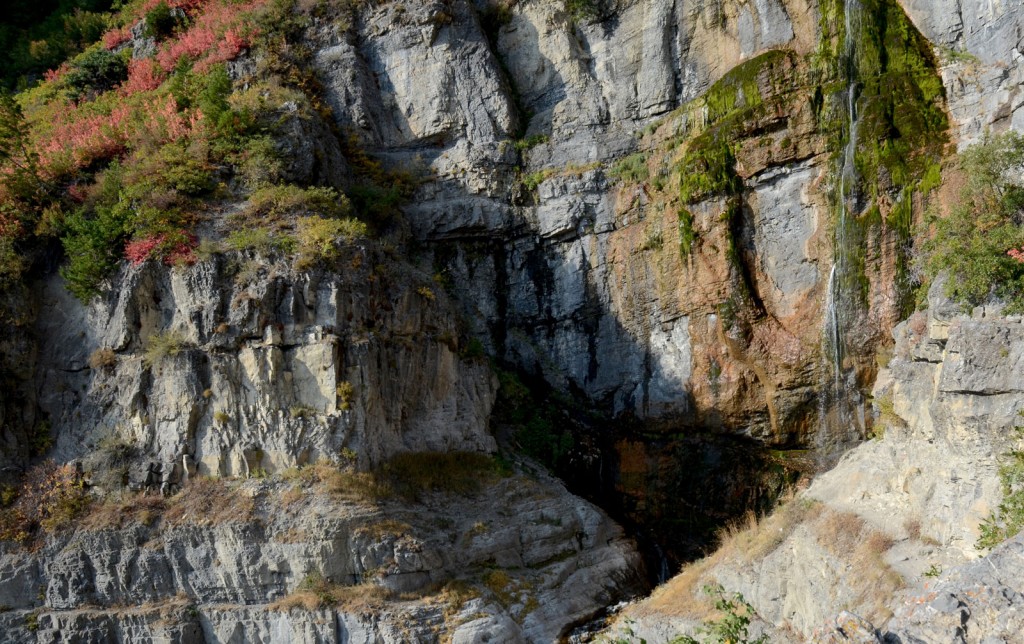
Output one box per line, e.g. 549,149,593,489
308,0,947,456
313,0,837,436
302,0,953,567
600,279,1024,641
33,246,496,477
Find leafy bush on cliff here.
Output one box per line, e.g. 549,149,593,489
922,132,1024,312
0,0,384,299
978,441,1024,550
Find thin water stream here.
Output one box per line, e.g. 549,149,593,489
819,0,866,458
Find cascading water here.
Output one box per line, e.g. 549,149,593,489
818,0,866,459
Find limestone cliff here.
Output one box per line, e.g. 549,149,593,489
1,0,1023,640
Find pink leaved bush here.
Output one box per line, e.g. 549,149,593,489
37,103,132,174
1008,247,1024,263
125,231,197,266
99,0,265,74
36,95,203,176
120,58,166,95
154,1,264,74
102,25,132,50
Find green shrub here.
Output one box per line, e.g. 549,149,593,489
566,0,600,21
244,185,351,223
336,381,354,410
233,135,284,188
922,132,1024,312
294,215,366,268
494,370,574,470
0,235,24,287
143,330,189,367
225,227,279,253
519,169,553,193
63,46,128,99
678,137,743,204
60,201,133,301
978,444,1024,550
672,584,769,644
678,208,697,257
460,337,486,360
514,134,549,152
0,1,111,91
0,460,90,544
608,152,649,184
143,1,181,40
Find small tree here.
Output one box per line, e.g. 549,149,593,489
922,132,1024,312
672,584,769,644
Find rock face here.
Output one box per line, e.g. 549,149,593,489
885,534,1024,643
899,0,1024,146
3,0,1018,640
312,0,839,435
33,244,496,476
601,279,1024,641
0,468,643,643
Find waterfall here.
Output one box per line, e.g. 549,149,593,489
818,0,865,458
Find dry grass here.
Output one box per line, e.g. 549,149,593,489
273,527,307,543
88,348,117,370
354,519,411,540
904,517,922,541
637,555,719,620
850,529,904,623
278,452,507,505
814,510,867,556
270,577,390,613
279,485,305,508
813,509,904,624
280,462,386,503
162,478,255,526
78,493,166,530
628,498,822,621
717,498,823,563
624,503,903,632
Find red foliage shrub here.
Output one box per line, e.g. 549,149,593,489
102,25,132,50
125,231,197,266
38,103,131,173
125,235,163,265
154,0,264,74
121,58,166,95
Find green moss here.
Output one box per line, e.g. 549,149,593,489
677,135,742,204
678,208,696,258
608,152,649,184
808,0,949,319
851,0,948,195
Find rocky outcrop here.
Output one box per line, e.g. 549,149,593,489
32,244,496,477
899,0,1024,147
0,466,643,643
885,534,1024,643
310,0,839,435
600,279,1024,640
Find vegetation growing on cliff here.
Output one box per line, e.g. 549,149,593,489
977,442,1024,550
0,0,375,300
922,132,1024,313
